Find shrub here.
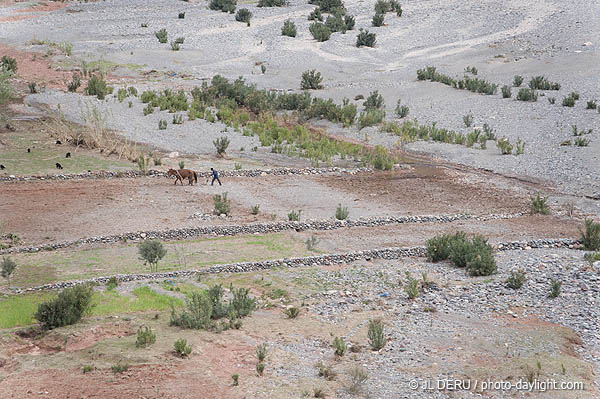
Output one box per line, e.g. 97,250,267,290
367,319,386,350
155,29,168,43
531,193,550,215
513,75,523,87
85,74,108,100
506,269,526,289
356,28,376,47
335,204,349,220
35,285,94,330
579,219,600,250
372,13,384,26
158,119,167,129
82,365,94,374
370,145,394,170
143,103,154,116
325,14,346,33
171,292,213,329
111,363,129,373
232,373,239,386
426,233,455,261
501,85,511,98
213,192,231,215
344,14,355,30
305,235,318,251
258,0,286,6
170,41,180,51
0,56,17,74
28,82,38,94
549,280,562,298
178,12,185,18
364,90,384,110
135,326,156,348
562,95,575,107
309,0,344,13
213,136,230,156
548,96,556,104
333,336,346,356
231,287,256,317
67,73,81,92
496,137,513,155
209,0,236,12
288,209,302,221
1,257,16,286
516,88,537,102
235,8,252,25
586,100,597,110
138,240,166,272
256,362,265,375
281,19,297,37
106,276,118,290
584,252,600,265
465,236,497,276
395,100,409,118
256,343,268,362
174,338,192,357
301,69,323,90
251,204,260,215
463,113,473,127
309,22,331,42
574,137,589,147
284,306,300,319
358,109,385,129
345,366,368,394
317,362,336,380
308,7,323,21
427,232,496,275
172,114,183,125
404,272,420,299
528,76,560,90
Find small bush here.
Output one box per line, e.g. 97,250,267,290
516,88,537,102
0,56,17,74
301,69,323,90
356,28,376,47
308,7,323,21
531,193,550,215
364,90,384,110
335,204,349,220
178,12,185,19
67,73,81,92
528,76,560,90
358,109,385,129
174,338,192,357
574,137,590,147
28,82,38,94
143,103,154,116
258,0,286,6
513,75,523,87
155,29,168,43
235,8,252,25
586,100,597,110
213,136,230,156
372,13,384,27
170,41,180,51
465,236,497,276
256,362,265,375
138,240,166,272
281,19,297,37
333,336,346,356
85,74,108,100
367,319,386,350
213,192,231,215
506,269,526,289
501,85,512,98
35,285,94,330
158,119,167,129
345,366,368,394
549,280,561,298
317,362,336,380
209,0,237,13
344,15,355,30
427,232,496,276
251,204,260,215
284,306,300,319
395,100,409,118
111,363,129,373
562,95,575,107
1,257,17,286
305,235,318,251
82,365,94,374
232,373,239,386
135,326,156,348
256,343,268,362
404,272,420,299
496,137,513,155
584,252,600,265
309,22,331,42
288,209,302,221
579,219,600,250
548,96,556,104
463,113,473,127
515,138,525,155
106,276,118,290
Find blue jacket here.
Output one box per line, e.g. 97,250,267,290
212,169,219,178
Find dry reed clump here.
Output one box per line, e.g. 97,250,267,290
42,104,141,161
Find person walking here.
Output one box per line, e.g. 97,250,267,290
211,167,222,186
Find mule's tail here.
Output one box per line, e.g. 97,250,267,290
194,171,198,184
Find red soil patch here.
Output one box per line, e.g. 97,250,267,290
0,0,70,22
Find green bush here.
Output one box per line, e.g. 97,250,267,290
0,56,17,74
85,74,108,100
284,306,300,318
209,0,236,12
155,29,168,43
235,8,252,25
256,343,268,361
106,276,118,290
395,100,409,118
465,236,497,276
171,292,213,329
496,137,513,155
281,19,297,37
213,136,230,156
344,14,355,30
111,362,129,373
528,76,560,90
370,145,394,170
138,240,167,272
135,326,156,348
258,0,286,6
213,192,231,215
35,285,94,330
374,0,391,13
358,109,385,128
562,93,577,107
288,209,302,221
308,0,344,13
501,85,512,98
372,13,384,27
301,69,323,90
158,119,167,129
256,362,265,375
174,338,192,357
574,137,589,147
309,22,331,42
170,41,180,51
1,257,17,286
335,204,349,220
67,73,81,93
549,280,562,298
586,100,597,110
516,88,537,102
513,75,523,87
427,232,496,276
356,28,376,47
333,336,346,356
506,269,526,289
364,90,384,110
404,272,420,299
367,319,386,350
325,14,346,33
579,219,600,250
308,7,323,21
531,193,550,215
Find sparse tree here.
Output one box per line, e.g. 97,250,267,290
1,257,17,286
138,240,167,272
